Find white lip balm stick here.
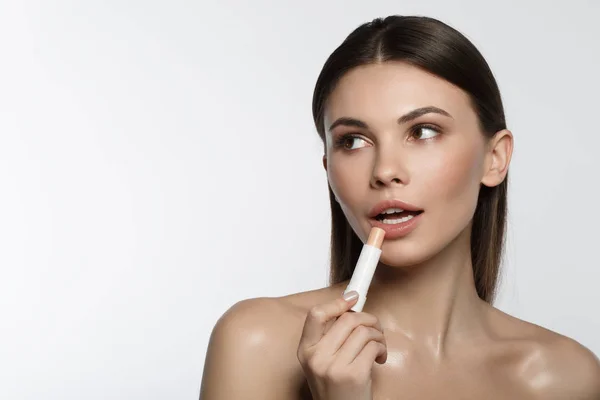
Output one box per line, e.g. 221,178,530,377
343,227,385,312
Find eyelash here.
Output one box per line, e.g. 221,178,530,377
333,124,442,149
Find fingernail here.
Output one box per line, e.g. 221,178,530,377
343,291,358,302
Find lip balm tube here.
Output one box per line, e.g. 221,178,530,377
343,227,385,312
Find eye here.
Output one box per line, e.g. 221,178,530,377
334,134,369,150
411,124,441,141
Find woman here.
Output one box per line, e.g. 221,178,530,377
200,15,600,399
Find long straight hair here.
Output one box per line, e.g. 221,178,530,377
311,16,508,303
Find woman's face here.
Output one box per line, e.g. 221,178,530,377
323,61,500,267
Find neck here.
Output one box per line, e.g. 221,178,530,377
350,227,488,359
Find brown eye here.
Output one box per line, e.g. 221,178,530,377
411,125,440,140
335,134,369,150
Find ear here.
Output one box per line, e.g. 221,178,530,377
481,129,513,187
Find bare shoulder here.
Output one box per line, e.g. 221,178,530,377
199,296,299,399
200,285,341,399
213,282,343,338
526,332,600,399
488,307,600,399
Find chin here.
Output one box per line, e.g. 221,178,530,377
377,241,441,269
378,249,431,269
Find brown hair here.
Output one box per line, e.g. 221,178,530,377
311,16,508,304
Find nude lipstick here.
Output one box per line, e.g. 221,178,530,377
343,227,385,312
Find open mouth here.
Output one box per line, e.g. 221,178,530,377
374,208,424,225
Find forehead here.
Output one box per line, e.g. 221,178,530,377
324,61,473,127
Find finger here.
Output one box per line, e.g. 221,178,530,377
353,340,388,368
299,292,359,348
323,317,336,336
318,311,383,355
334,326,386,365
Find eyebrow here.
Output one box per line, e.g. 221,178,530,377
327,106,453,132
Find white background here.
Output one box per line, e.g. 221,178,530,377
1,1,598,399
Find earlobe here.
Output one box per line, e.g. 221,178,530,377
481,129,513,187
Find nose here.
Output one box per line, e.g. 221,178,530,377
369,145,409,189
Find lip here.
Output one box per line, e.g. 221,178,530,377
367,199,424,240
369,212,423,240
368,199,423,218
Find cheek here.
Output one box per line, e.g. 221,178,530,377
327,154,372,239
424,145,483,219
327,154,370,201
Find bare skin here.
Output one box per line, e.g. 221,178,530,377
200,62,600,399
201,285,600,399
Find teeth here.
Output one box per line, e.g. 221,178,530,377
381,214,415,224
382,207,404,214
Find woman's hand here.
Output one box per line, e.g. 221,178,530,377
296,291,388,400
